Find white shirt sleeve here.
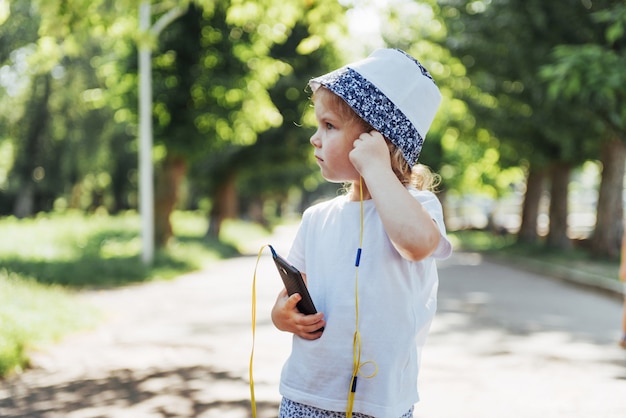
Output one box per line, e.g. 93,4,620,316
408,188,453,260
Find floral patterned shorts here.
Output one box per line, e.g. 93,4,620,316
279,398,414,418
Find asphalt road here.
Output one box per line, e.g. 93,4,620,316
416,252,626,417
1,225,625,417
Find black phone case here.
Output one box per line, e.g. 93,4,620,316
270,245,318,316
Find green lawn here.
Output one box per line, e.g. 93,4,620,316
0,270,99,376
0,211,271,378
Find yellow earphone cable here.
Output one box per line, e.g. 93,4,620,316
347,177,378,417
249,244,269,418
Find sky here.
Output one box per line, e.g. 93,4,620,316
341,0,389,58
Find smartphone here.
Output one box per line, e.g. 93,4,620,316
269,245,319,316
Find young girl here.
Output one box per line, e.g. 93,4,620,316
271,48,452,418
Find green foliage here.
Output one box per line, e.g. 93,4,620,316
543,45,626,131
233,17,344,205
151,2,278,158
541,3,626,135
5,0,620,251
151,0,343,164
0,0,139,216
373,0,523,197
448,229,516,252
439,0,610,169
1,0,343,219
187,0,347,219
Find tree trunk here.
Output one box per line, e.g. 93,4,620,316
12,74,51,218
517,166,544,244
546,162,572,250
207,173,238,239
591,138,626,258
247,197,266,226
154,155,187,248
13,183,35,219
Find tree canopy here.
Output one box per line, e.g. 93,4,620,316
1,0,625,259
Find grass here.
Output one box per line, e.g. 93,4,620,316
0,210,274,288
0,210,272,378
0,270,99,376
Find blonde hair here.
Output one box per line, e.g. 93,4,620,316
313,87,439,191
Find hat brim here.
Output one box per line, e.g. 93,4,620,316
310,67,424,166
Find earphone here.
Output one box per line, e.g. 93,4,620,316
346,176,378,417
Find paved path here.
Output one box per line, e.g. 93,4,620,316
1,226,625,417
417,252,626,417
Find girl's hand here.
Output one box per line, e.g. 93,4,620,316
348,130,442,261
349,130,392,176
271,288,325,340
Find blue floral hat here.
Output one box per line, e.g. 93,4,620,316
309,48,442,166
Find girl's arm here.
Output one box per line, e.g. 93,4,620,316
350,131,441,261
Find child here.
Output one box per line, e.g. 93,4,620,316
271,48,453,418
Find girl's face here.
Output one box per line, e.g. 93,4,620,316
310,91,364,183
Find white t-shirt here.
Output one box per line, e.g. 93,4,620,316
280,188,452,418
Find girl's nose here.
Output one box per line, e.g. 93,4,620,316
310,129,321,148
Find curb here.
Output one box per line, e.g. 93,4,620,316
484,253,625,300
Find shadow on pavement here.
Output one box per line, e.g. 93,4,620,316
1,365,278,418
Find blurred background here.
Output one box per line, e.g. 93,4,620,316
1,0,625,381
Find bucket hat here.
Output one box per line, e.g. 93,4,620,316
309,48,441,166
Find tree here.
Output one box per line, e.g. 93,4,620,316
0,0,137,217
0,0,45,216
541,3,626,257
217,20,343,229
0,0,352,252
182,0,347,239
149,0,298,243
439,0,610,248
137,1,189,263
377,0,525,218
